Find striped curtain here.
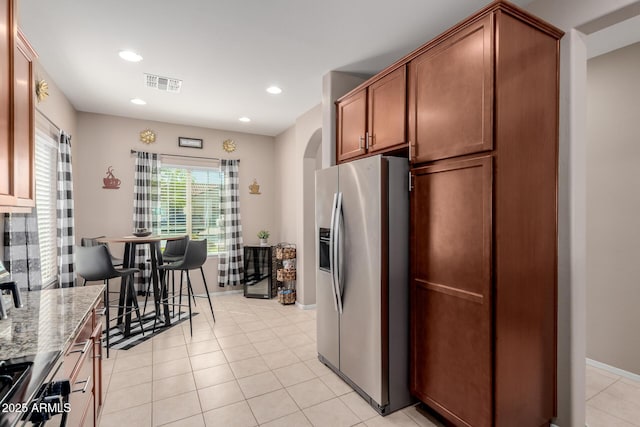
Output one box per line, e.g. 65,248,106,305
57,131,76,287
133,152,160,292
217,159,244,287
2,211,42,291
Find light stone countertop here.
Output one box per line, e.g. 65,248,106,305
0,285,104,360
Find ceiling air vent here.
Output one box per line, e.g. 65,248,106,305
144,73,182,93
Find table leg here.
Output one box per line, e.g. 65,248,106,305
117,243,132,324
124,274,135,336
121,243,137,336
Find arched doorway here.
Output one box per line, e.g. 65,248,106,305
300,128,322,306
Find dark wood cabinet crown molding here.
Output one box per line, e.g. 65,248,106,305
335,0,563,105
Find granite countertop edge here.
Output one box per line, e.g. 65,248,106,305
0,285,105,360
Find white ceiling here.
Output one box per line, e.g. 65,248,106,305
19,0,535,136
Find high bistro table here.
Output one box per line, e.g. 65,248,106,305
97,234,187,336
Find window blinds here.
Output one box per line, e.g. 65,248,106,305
34,131,58,285
158,165,223,254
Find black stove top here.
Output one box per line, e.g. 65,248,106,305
0,352,61,427
0,360,33,406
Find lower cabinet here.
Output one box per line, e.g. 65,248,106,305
410,156,493,427
54,305,103,426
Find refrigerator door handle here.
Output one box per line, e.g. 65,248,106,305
328,192,339,312
334,192,344,315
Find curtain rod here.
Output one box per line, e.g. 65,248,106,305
130,149,231,162
35,108,61,133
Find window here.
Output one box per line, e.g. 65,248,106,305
158,165,224,255
34,130,58,285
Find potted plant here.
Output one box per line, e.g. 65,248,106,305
257,230,270,246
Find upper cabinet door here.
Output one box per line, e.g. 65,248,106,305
367,66,406,153
336,89,367,163
408,15,494,164
12,30,36,207
0,0,13,206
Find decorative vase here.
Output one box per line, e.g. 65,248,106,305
260,238,268,247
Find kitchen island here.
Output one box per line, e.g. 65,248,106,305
0,286,104,426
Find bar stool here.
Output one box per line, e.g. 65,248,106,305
154,239,215,335
76,245,144,358
143,235,190,315
80,236,124,267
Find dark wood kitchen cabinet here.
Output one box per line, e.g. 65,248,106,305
407,15,493,164
409,3,562,427
336,88,367,162
12,30,36,208
54,303,103,427
336,66,406,163
0,0,37,212
411,157,493,427
331,5,561,423
0,0,13,206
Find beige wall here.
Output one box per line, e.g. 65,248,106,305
586,42,640,374
274,104,322,306
74,112,277,294
274,125,297,243
34,64,78,139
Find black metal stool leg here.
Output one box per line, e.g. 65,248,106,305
171,270,175,317
129,275,145,336
178,271,184,320
188,280,197,307
105,280,110,358
186,271,193,336
154,268,168,333
142,275,153,315
200,266,215,322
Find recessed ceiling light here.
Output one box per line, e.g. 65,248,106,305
119,50,143,62
266,86,282,94
238,117,251,122
130,98,146,105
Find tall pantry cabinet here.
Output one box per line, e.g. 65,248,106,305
409,3,562,427
334,1,561,425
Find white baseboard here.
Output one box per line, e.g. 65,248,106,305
586,358,640,382
295,302,317,310
204,289,243,297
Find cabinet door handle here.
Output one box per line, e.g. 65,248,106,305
409,141,416,161
72,376,91,393
359,135,365,150
368,133,374,147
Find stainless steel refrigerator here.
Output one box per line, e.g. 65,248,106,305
315,155,411,415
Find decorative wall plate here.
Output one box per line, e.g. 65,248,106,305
223,139,236,153
35,79,49,102
103,166,121,189
249,178,261,194
140,129,156,144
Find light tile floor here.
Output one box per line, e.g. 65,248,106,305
99,293,640,426
99,293,443,427
586,364,640,427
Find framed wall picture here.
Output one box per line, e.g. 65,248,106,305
178,137,203,149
